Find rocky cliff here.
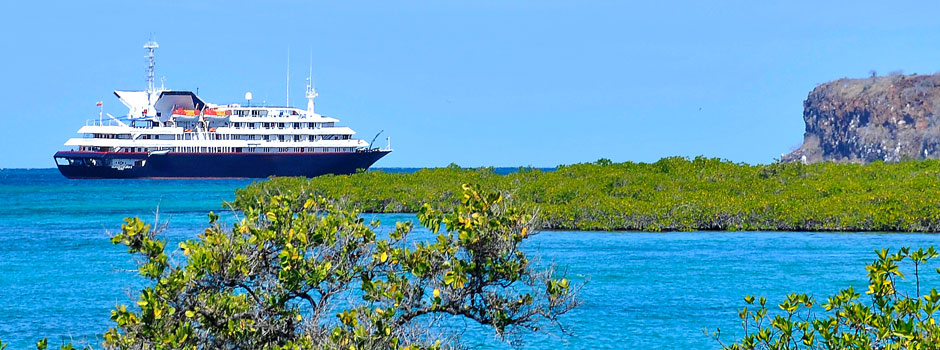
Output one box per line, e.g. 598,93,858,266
783,73,940,163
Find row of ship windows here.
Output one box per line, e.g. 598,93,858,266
79,146,356,153
90,134,352,141
199,134,352,141
126,121,335,130
230,122,335,129
229,110,306,118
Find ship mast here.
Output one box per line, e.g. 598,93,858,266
286,47,290,107
144,40,159,94
144,40,160,116
305,53,317,114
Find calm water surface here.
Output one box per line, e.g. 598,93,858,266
1,169,938,349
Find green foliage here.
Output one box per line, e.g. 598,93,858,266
5,337,91,350
97,183,577,349
234,157,940,232
717,247,940,349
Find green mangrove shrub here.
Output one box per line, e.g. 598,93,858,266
235,157,940,232
42,183,576,350
716,247,940,349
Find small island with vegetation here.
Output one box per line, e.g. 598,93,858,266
237,157,940,232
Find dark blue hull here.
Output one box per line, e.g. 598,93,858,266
53,150,390,179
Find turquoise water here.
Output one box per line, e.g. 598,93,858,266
1,169,938,349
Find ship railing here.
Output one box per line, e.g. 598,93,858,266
86,119,126,127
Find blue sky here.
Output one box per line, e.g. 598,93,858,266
2,0,940,168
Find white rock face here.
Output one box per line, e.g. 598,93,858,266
784,73,940,163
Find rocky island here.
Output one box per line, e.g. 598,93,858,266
784,72,940,163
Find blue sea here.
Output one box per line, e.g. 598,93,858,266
1,168,938,349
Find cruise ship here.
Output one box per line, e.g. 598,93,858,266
53,41,391,179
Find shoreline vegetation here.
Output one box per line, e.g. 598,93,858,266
235,156,940,232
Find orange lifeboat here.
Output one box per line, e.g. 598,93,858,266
204,109,231,116
173,108,199,116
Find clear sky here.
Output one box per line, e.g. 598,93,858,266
2,0,940,168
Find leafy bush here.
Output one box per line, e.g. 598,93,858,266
3,184,578,349
716,247,940,349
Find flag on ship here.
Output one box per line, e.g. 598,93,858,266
96,101,103,106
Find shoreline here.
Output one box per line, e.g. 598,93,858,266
232,157,940,233
355,210,940,233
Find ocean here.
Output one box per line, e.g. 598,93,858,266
1,168,938,349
